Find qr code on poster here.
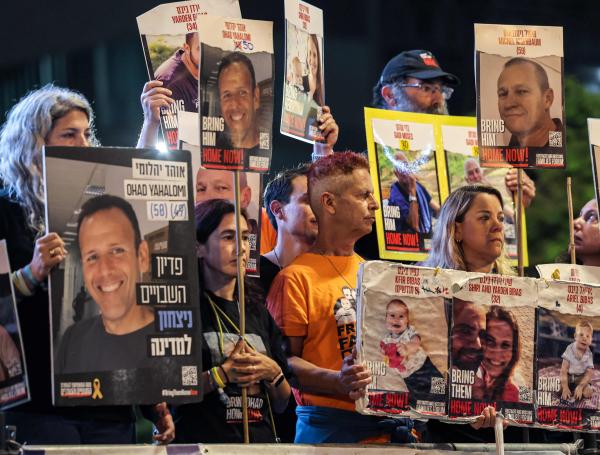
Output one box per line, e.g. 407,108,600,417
430,377,446,394
549,131,562,147
260,132,270,149
518,385,532,403
182,366,198,386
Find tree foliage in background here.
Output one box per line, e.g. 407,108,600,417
526,76,600,267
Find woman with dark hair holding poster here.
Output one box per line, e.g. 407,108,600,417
174,199,291,443
0,85,174,444
473,306,520,402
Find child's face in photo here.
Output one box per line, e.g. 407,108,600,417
575,326,593,351
386,302,408,335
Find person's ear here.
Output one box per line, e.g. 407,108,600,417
543,88,554,110
321,191,336,215
381,85,396,108
454,222,463,243
196,242,206,259
269,200,285,221
241,186,252,208
254,86,260,110
138,240,151,274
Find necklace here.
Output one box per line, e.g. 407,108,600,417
318,252,356,289
272,249,283,270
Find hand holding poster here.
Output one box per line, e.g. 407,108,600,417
281,0,325,143
44,147,201,405
0,241,29,409
197,16,274,173
475,23,565,169
136,1,242,149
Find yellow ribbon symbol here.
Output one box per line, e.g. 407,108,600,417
92,378,103,400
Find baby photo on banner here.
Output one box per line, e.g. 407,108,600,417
475,23,565,169
449,273,537,425
44,146,201,406
356,262,451,418
136,1,242,149
198,15,274,173
536,280,600,430
281,0,325,143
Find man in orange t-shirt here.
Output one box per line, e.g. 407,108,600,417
267,152,393,443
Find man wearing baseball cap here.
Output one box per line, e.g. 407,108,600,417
372,50,459,114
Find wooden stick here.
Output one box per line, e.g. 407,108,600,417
516,169,524,277
567,177,576,264
233,170,249,444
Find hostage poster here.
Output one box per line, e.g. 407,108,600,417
365,108,443,262
356,262,451,417
198,15,274,173
43,146,201,406
0,240,29,409
536,280,600,430
280,0,325,143
475,23,565,169
178,110,263,275
136,0,242,149
449,273,537,425
442,120,527,262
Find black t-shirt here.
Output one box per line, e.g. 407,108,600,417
0,191,134,422
155,50,198,113
55,316,155,374
174,290,289,443
258,255,281,296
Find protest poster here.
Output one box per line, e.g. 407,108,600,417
589,119,600,218
178,110,262,275
442,119,527,261
197,16,274,173
475,23,565,169
136,0,242,149
43,146,201,405
356,262,452,417
280,0,325,143
449,273,537,425
365,108,528,265
0,241,29,409
537,263,600,285
365,108,444,262
536,280,600,430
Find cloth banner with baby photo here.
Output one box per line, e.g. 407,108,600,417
280,0,326,143
356,261,600,432
43,146,201,406
136,1,242,150
475,23,565,169
364,108,528,263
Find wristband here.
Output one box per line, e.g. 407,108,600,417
219,365,230,384
267,371,285,388
211,366,226,389
22,264,40,287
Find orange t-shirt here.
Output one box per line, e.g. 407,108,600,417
266,252,362,411
259,208,277,254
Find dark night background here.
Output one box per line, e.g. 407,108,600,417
2,0,600,267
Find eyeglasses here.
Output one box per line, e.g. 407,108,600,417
394,82,454,100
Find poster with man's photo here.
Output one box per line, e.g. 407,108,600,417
449,273,537,425
281,0,325,143
0,241,29,409
178,110,262,276
442,119,528,262
136,0,242,149
197,16,274,173
43,146,201,406
365,108,444,262
356,262,452,418
537,280,600,430
475,23,565,169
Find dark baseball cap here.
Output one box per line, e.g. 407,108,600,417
380,50,460,86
